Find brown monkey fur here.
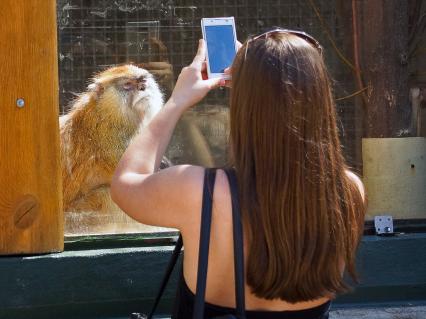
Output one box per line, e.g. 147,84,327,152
60,65,164,218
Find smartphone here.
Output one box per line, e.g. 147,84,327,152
201,17,238,79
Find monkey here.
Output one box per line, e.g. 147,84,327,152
60,64,164,226
60,62,226,234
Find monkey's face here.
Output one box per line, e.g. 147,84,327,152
115,67,161,114
92,65,164,126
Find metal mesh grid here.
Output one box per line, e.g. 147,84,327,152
57,0,359,166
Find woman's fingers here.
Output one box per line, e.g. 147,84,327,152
205,77,225,89
236,40,243,51
224,67,232,88
191,39,206,69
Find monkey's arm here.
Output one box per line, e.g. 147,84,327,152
115,99,185,174
181,115,215,167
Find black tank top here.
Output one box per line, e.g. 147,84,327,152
172,168,331,319
172,271,331,319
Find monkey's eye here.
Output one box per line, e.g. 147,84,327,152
122,81,135,91
137,79,146,91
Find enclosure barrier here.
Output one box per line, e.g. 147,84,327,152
0,0,63,254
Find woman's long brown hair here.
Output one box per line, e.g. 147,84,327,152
229,33,366,302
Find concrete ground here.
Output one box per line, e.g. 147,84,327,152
330,305,426,319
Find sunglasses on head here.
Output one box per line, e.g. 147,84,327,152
244,27,323,59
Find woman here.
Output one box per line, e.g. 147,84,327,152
111,30,366,318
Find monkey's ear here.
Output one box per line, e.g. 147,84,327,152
87,82,105,97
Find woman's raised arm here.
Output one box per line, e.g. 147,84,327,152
110,40,223,228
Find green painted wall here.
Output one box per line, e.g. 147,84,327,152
1,234,426,319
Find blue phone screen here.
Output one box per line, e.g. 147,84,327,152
205,25,236,73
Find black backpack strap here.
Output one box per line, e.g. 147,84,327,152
146,234,183,319
224,168,246,319
193,168,217,319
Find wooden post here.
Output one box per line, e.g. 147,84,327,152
357,0,409,137
0,1,63,254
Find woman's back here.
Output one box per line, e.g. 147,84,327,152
179,169,332,312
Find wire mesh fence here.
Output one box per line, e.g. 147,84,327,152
57,0,359,166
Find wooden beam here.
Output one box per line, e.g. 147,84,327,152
357,0,409,137
0,0,63,254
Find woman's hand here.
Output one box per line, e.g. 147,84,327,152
223,41,242,88
170,39,225,110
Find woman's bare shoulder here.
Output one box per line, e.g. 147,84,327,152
111,164,206,229
345,169,366,202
